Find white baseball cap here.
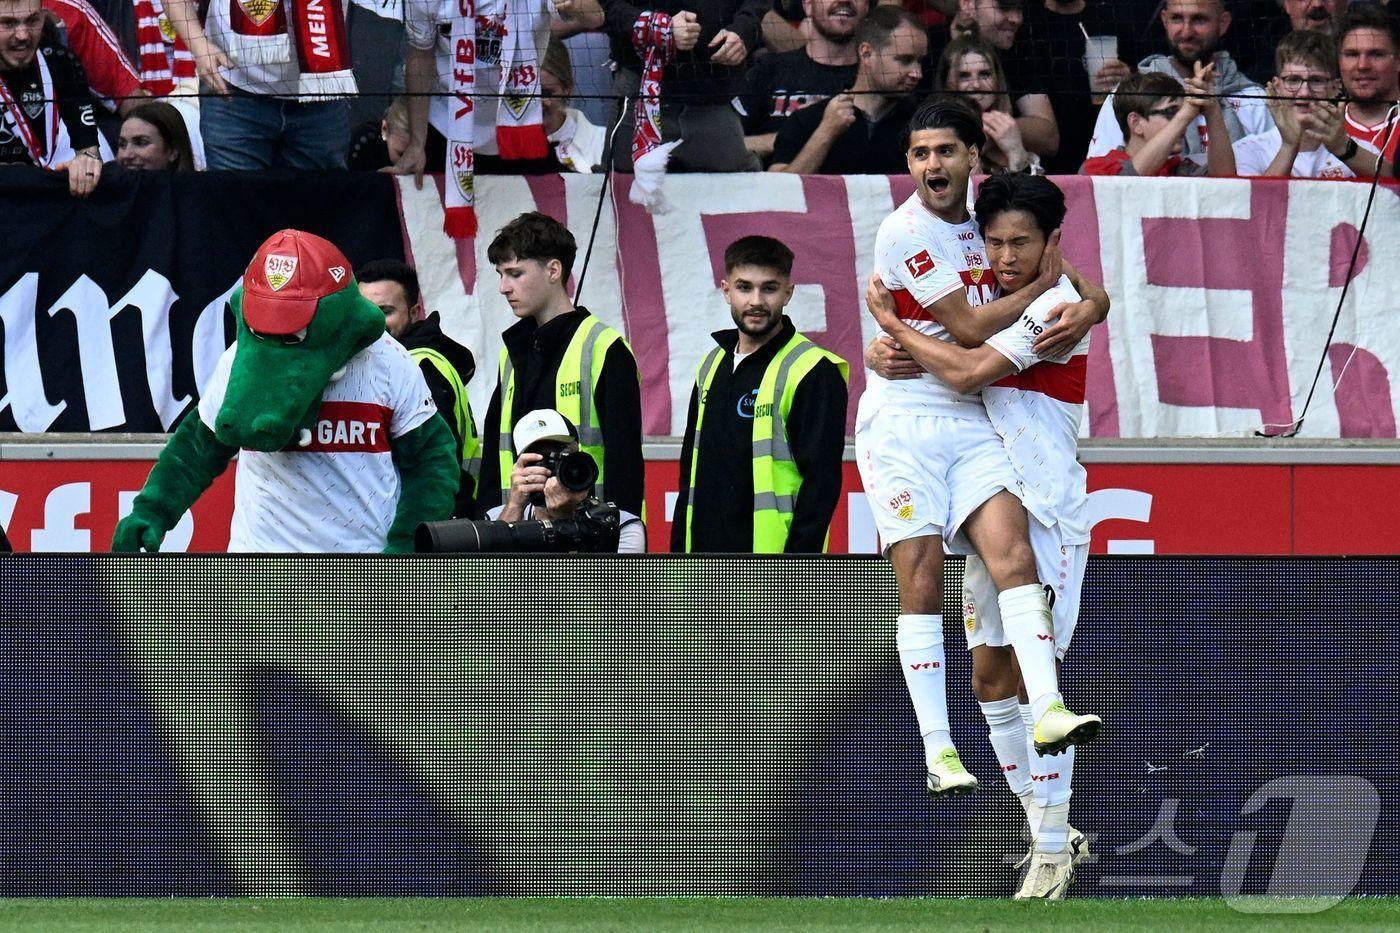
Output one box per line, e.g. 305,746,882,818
513,409,579,455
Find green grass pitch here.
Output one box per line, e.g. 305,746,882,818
1,898,1396,932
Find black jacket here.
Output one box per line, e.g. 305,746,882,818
479,309,644,516
671,318,847,553
600,0,771,101
399,311,478,517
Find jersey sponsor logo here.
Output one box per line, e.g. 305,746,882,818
1021,314,1045,337
956,230,977,241
904,249,937,279
738,390,757,419
264,254,298,291
888,489,914,521
288,401,393,453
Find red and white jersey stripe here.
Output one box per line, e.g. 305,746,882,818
859,192,1000,424
983,276,1092,544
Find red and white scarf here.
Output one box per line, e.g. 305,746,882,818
222,0,357,97
134,0,195,93
0,54,62,168
629,11,680,212
494,1,547,160
444,0,478,238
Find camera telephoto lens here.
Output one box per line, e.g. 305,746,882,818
554,450,599,492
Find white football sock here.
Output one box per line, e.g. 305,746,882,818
1032,747,1075,853
998,584,1061,720
979,696,1031,797
896,613,953,767
1019,703,1044,840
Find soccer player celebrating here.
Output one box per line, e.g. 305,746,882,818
856,98,1105,803
867,173,1096,899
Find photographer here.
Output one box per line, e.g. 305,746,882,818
489,409,646,553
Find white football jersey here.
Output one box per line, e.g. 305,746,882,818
983,275,1091,544
859,193,1002,424
199,333,438,553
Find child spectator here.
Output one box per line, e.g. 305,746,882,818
1234,30,1386,178
1081,67,1236,176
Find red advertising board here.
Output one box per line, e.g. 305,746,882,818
3,456,1397,555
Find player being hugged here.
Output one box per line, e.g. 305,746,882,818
868,173,1101,899
855,98,1107,810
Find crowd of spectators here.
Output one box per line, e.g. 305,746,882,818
1,0,1397,184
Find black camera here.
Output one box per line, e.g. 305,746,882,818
537,448,598,493
414,499,621,554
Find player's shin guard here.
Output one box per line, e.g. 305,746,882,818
980,696,1032,797
998,584,1061,719
896,614,953,766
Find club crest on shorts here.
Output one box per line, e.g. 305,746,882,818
888,489,914,521
264,254,297,291
963,594,978,632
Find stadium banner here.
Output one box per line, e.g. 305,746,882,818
1,169,1397,439
0,168,406,434
0,554,1393,897
400,173,1400,440
3,456,1399,554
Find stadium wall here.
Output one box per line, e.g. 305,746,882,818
0,554,1393,897
2,171,1398,438
2,439,1399,553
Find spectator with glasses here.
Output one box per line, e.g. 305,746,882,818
1234,30,1389,177
1081,68,1236,176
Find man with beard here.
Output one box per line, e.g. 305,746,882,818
1337,4,1400,161
1085,0,1272,161
770,4,926,173
1280,0,1349,33
671,235,847,553
0,0,102,196
732,0,866,165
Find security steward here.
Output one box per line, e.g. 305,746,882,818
672,236,848,553
358,259,481,516
477,212,645,530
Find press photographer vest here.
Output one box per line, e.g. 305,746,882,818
410,345,481,478
682,331,848,553
496,315,633,505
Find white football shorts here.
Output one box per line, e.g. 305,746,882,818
962,519,1088,660
855,408,1022,555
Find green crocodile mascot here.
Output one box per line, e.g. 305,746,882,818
112,229,458,553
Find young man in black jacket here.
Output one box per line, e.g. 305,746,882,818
672,236,848,553
478,213,645,530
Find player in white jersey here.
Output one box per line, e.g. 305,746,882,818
855,99,1106,803
866,173,1099,899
